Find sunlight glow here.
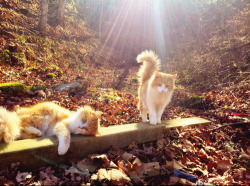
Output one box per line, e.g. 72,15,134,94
97,0,192,67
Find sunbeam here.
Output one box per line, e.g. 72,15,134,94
97,0,183,65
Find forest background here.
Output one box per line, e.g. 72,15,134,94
0,0,249,185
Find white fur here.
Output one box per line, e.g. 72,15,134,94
79,123,87,128
145,76,174,125
58,135,68,155
67,109,85,131
157,84,168,93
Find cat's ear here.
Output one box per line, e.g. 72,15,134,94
95,131,101,136
155,71,160,78
172,74,177,80
94,111,103,118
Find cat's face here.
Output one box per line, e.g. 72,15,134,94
79,108,102,127
151,72,177,93
76,106,102,135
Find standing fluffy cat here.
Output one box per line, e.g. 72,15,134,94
0,102,102,155
137,50,177,125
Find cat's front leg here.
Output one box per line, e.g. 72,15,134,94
54,122,71,155
148,107,157,125
57,134,70,155
157,106,165,124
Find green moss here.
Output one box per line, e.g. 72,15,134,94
100,94,121,101
192,95,203,99
0,82,26,94
0,82,23,88
26,66,38,71
0,82,46,94
46,73,56,79
29,86,46,91
45,64,60,72
4,49,10,53
12,53,25,58
50,64,59,70
183,94,204,109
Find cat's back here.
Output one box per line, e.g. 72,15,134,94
18,102,71,118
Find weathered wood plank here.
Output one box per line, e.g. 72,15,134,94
0,117,210,170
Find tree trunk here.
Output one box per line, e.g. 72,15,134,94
98,0,104,39
58,0,66,27
39,0,48,36
217,0,226,31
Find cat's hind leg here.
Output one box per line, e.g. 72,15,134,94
140,101,148,122
54,121,70,155
23,126,43,137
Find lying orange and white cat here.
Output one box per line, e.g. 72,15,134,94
0,102,102,155
137,50,177,125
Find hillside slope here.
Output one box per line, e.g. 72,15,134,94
0,0,123,89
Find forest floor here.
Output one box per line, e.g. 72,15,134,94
0,0,249,185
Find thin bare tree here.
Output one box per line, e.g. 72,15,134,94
58,0,66,27
39,0,48,35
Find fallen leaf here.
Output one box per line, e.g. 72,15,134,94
121,152,136,162
128,141,138,150
132,158,161,177
216,159,233,173
117,160,132,174
15,171,32,183
156,138,167,150
88,154,118,168
166,160,185,171
94,168,130,185
76,158,98,172
199,148,208,159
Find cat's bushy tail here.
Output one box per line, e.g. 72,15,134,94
137,50,161,83
0,107,21,143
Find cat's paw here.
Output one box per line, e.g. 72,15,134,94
149,115,157,125
58,145,69,155
34,131,42,137
157,120,161,124
149,120,157,125
141,114,148,123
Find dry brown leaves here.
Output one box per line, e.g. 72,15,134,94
1,122,249,185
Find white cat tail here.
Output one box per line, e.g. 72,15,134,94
137,50,161,83
0,107,21,143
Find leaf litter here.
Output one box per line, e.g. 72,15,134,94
0,0,249,185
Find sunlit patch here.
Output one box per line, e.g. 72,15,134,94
96,0,168,62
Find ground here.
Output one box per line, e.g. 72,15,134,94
0,0,249,185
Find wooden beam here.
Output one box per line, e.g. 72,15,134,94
0,117,210,170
